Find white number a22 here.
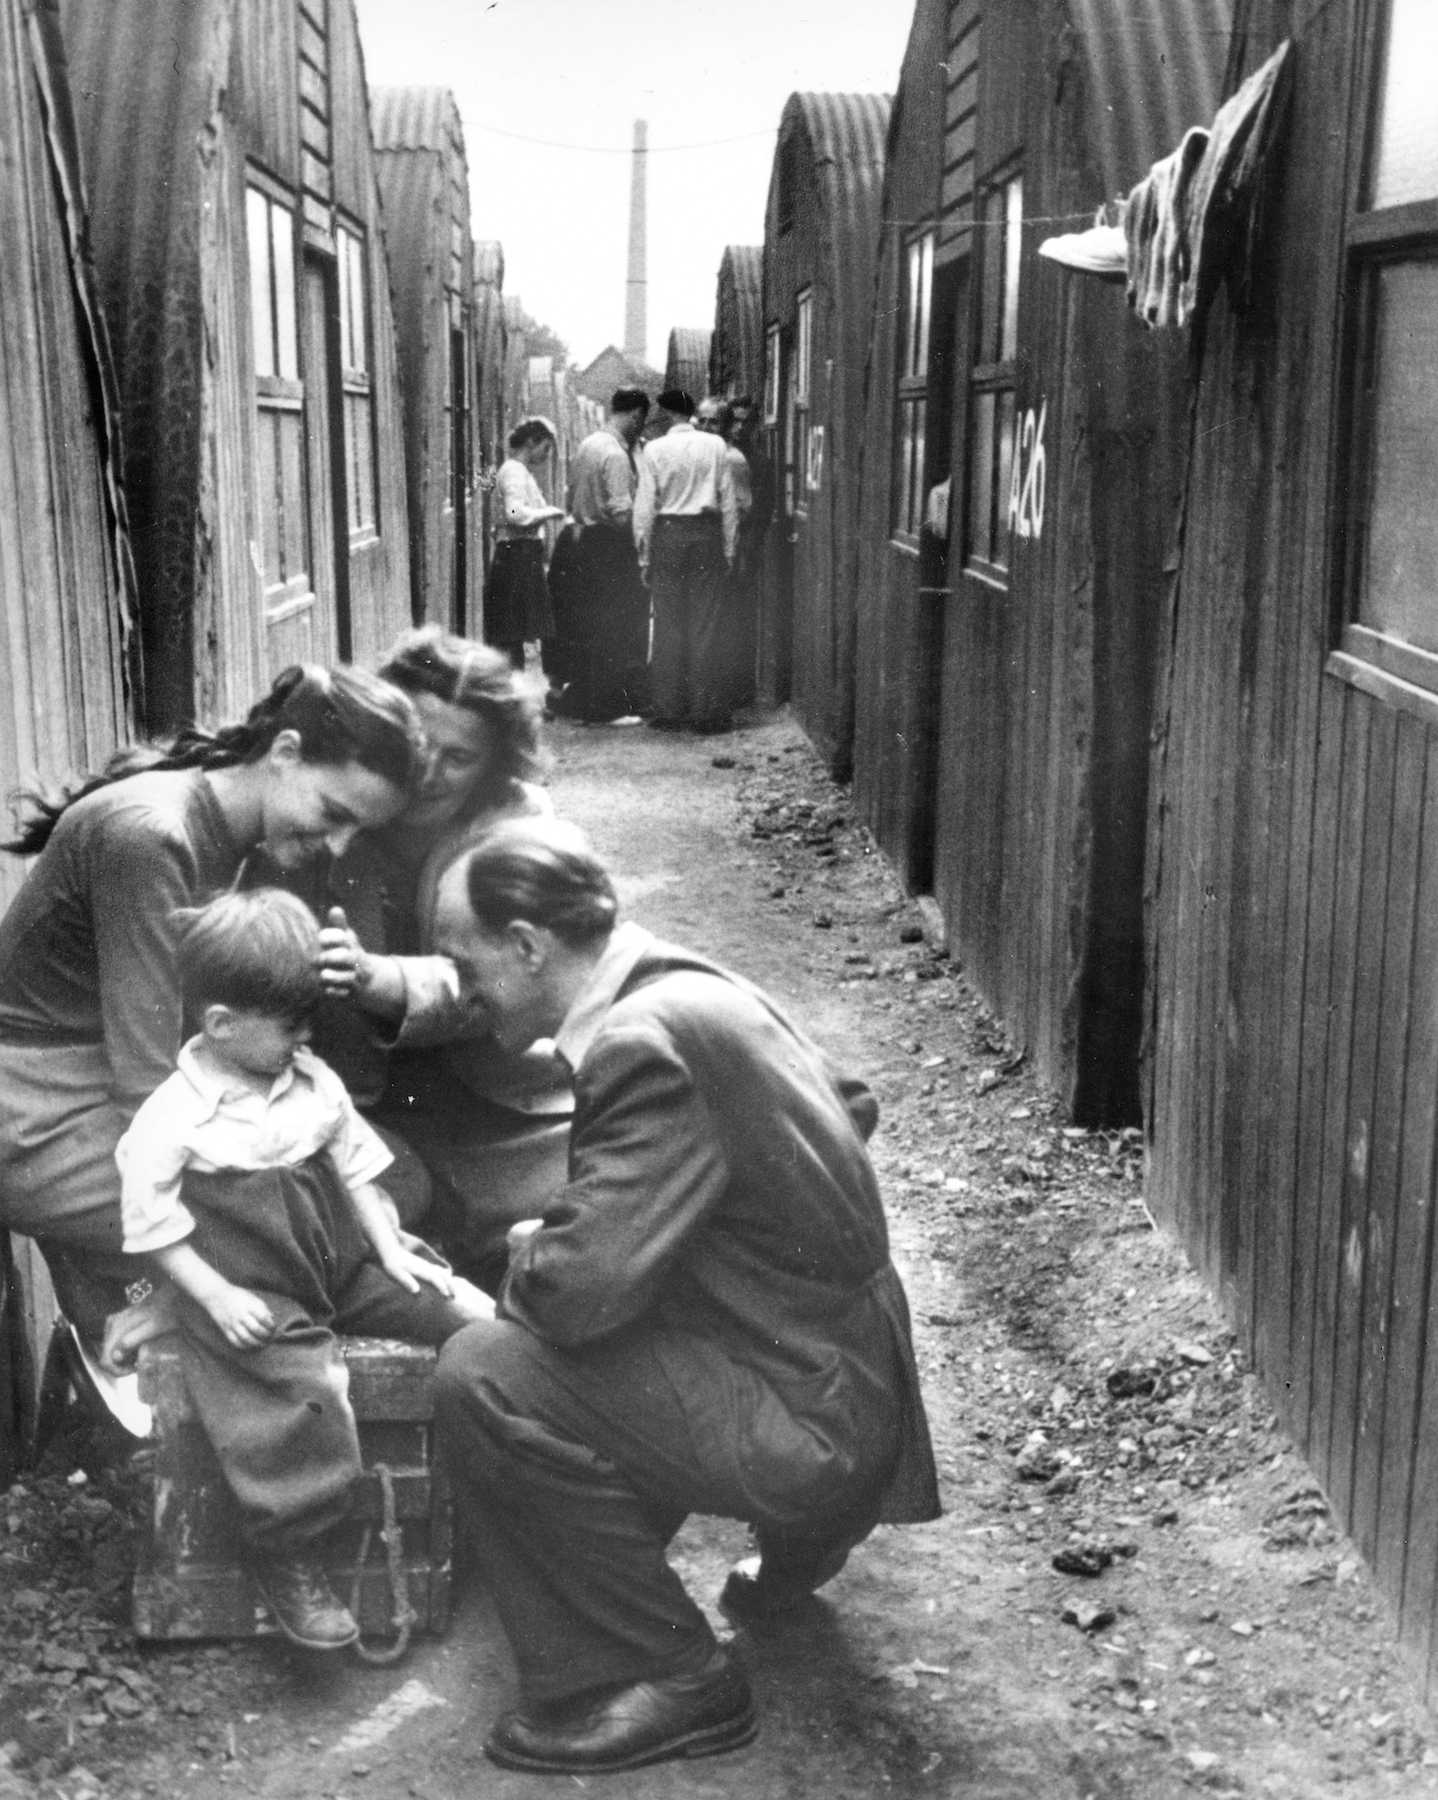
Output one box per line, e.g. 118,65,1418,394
1007,400,1047,542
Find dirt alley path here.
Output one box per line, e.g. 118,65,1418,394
3,708,1438,1800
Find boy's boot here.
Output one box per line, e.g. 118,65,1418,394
251,1554,359,1650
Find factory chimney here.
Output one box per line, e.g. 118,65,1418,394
624,119,647,362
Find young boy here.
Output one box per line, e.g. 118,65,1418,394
117,888,491,1650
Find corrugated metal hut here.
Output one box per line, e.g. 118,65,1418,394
850,0,1226,1125
662,327,711,402
759,91,890,767
60,0,411,731
372,86,479,635
1146,0,1438,1692
1,0,139,1473
501,294,530,439
471,239,505,594
709,245,763,400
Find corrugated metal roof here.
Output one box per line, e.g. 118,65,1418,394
711,244,763,397
474,238,503,287
370,84,463,153
664,326,711,399
1065,0,1234,195
778,90,892,321
790,90,890,186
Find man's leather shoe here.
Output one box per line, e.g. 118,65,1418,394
251,1556,359,1650
484,1646,757,1772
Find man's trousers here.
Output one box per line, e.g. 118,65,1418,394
648,514,729,729
434,1319,896,1706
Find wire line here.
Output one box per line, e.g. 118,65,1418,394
466,122,777,154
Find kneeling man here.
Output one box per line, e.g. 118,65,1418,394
432,818,939,1774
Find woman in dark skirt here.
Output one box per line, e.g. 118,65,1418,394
486,419,564,668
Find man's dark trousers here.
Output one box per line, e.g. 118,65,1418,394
648,513,728,729
435,1318,895,1706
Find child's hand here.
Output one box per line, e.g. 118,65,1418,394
381,1247,455,1299
207,1284,276,1350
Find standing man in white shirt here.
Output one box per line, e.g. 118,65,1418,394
633,389,739,732
558,389,651,721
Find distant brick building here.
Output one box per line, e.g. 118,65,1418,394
573,345,662,406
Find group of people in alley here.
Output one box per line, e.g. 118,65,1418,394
490,386,761,734
0,626,937,1772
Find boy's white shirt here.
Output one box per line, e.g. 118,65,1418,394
116,1039,392,1256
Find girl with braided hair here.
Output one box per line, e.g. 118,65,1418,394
0,664,426,1350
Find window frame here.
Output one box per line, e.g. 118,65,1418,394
246,173,312,619
1331,0,1438,716
962,167,1023,590
892,226,935,547
763,324,781,426
794,289,813,514
335,216,379,546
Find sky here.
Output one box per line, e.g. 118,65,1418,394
352,0,913,372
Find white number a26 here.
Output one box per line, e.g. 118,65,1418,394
1007,400,1047,542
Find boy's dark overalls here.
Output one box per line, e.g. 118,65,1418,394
134,1152,469,1641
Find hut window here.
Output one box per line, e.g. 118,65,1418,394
796,290,814,503
337,223,377,539
246,183,310,605
894,229,935,542
764,326,781,426
964,173,1022,582
1341,0,1438,679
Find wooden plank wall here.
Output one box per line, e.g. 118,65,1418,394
853,0,950,890
2,0,132,1458
1146,0,1438,1692
329,0,412,664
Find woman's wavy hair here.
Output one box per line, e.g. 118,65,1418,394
5,665,425,857
379,626,546,817
463,817,617,947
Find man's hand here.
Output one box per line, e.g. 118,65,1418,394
205,1284,276,1350
317,906,373,997
380,1246,456,1299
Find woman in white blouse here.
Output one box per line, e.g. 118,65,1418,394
487,419,564,669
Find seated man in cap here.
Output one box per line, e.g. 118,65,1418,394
431,817,940,1774
632,388,740,732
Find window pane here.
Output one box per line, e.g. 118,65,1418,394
979,189,1004,362
350,234,368,373
912,412,925,533
258,409,282,580
1371,0,1438,210
797,294,812,402
764,328,780,423
968,391,995,564
994,389,1017,569
905,241,921,378
277,410,308,580
272,208,298,381
247,188,275,378
1360,261,1438,653
337,229,355,371
916,232,933,372
1000,178,1023,362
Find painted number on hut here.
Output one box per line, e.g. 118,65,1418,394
1008,401,1047,542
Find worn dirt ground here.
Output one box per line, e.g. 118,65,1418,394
4,707,1438,1798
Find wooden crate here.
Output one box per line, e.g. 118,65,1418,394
132,1336,451,1642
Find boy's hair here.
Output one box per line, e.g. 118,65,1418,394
174,889,323,1020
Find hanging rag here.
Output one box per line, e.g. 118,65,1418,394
1178,40,1295,324
1124,126,1210,328
1038,202,1128,280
